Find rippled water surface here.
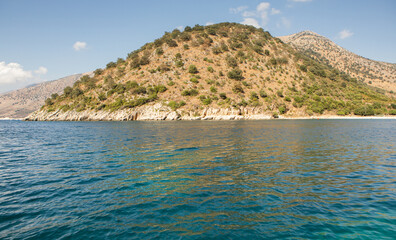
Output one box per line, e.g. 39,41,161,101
0,120,395,239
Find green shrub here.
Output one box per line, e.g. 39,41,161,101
210,86,217,93
337,110,346,116
226,56,238,68
168,100,186,110
98,93,107,101
221,42,229,52
294,96,303,103
175,60,184,68
389,109,396,115
285,96,291,102
166,39,178,47
45,98,53,106
190,77,199,84
181,89,199,96
180,32,191,41
276,90,284,98
183,44,189,50
250,92,259,100
354,106,375,116
51,93,59,99
130,57,140,69
199,95,212,105
140,55,150,65
264,50,270,56
207,66,214,73
206,28,216,35
219,93,227,99
259,89,267,98
126,81,139,89
227,68,243,80
106,62,117,68
188,65,198,74
134,86,147,95
212,46,222,55
156,47,164,55
232,84,244,93
94,68,103,76
72,88,83,98
279,105,286,114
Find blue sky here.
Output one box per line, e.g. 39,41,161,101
0,0,395,93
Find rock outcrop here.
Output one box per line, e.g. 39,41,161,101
25,103,273,121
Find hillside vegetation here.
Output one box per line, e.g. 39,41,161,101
41,23,396,118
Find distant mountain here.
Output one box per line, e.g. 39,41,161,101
0,73,89,118
279,31,396,94
26,23,396,121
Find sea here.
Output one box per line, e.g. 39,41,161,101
0,120,395,239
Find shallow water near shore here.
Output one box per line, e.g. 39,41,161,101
0,120,395,239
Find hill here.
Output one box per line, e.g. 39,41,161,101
279,31,396,94
27,23,396,121
0,73,88,118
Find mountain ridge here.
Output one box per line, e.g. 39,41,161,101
279,31,396,93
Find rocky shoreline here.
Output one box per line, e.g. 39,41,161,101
25,103,396,121
25,103,273,121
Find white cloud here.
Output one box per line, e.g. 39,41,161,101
338,29,353,39
241,18,261,28
230,6,248,14
0,62,48,92
256,2,270,26
176,26,184,31
290,0,312,2
256,2,270,12
277,17,291,28
0,62,33,84
73,41,87,51
231,2,273,28
0,61,49,87
34,66,48,75
271,8,281,15
206,22,214,26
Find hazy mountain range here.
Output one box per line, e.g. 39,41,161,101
0,73,89,118
279,31,396,93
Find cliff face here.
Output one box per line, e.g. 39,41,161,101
279,31,396,93
26,103,273,121
28,23,396,121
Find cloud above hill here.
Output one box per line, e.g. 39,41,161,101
230,2,282,28
0,61,47,85
338,29,353,39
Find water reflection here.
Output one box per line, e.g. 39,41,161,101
0,120,395,239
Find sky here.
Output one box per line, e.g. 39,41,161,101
0,0,395,93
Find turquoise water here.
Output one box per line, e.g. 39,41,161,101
0,120,395,239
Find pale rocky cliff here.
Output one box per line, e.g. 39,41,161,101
25,103,273,121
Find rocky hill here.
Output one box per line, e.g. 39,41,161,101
0,73,88,118
27,23,396,121
279,31,396,94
